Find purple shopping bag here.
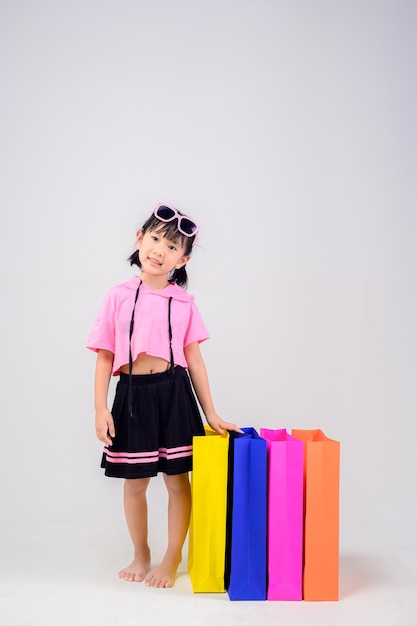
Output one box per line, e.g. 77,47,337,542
260,428,304,600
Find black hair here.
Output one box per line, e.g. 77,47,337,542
127,212,197,288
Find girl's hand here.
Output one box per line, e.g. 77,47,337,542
206,413,244,437
95,408,115,446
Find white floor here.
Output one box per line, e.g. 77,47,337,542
1,525,416,626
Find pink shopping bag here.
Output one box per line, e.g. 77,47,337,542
260,428,304,600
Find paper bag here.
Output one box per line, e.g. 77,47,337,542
260,428,304,600
226,427,267,601
292,429,340,601
188,426,229,593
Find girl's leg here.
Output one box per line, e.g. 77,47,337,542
119,477,152,582
145,472,191,588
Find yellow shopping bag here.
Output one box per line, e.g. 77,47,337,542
188,426,230,593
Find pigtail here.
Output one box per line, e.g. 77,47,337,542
170,266,188,288
128,250,141,268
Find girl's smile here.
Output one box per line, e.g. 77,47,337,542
148,256,162,266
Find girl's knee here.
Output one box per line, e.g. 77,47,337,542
124,477,151,495
163,472,190,494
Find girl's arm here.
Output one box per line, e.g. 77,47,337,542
94,349,115,446
184,341,242,436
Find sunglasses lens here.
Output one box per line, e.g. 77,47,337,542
179,217,198,235
156,205,176,220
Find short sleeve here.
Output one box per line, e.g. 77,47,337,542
86,291,116,354
184,302,210,346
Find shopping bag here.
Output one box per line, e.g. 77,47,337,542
260,428,304,600
226,427,267,600
292,429,340,601
188,426,229,593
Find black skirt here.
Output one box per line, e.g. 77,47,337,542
101,367,205,478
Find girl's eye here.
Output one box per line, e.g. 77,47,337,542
169,245,177,251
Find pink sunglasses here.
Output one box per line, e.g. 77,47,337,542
154,205,200,237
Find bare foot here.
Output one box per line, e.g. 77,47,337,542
119,551,151,582
144,557,181,588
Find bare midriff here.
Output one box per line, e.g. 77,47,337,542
119,352,172,375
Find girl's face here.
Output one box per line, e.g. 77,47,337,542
136,228,190,279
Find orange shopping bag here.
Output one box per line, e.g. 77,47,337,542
292,429,340,601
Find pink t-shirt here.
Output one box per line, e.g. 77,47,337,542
86,276,210,375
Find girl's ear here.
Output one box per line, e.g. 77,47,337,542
176,255,191,269
136,230,143,249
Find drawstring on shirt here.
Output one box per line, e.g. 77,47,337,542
128,280,141,417
128,283,176,418
168,296,175,374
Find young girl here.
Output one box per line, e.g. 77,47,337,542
87,204,242,589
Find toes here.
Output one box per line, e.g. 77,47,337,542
119,569,144,582
134,573,145,582
145,575,172,588
145,574,160,588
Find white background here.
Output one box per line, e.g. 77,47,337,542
0,1,416,622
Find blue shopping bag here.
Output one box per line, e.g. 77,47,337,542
225,427,267,600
